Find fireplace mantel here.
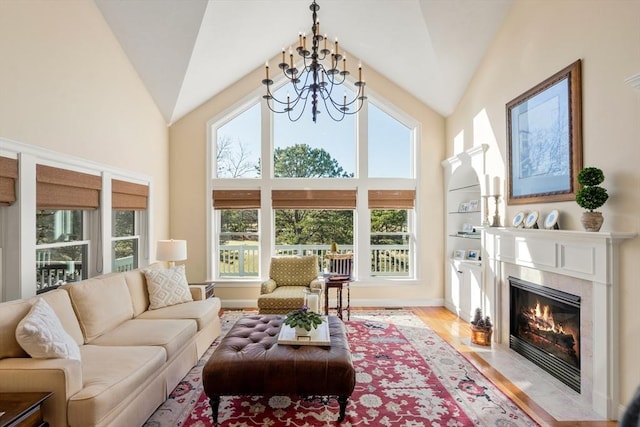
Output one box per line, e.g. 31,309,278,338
483,227,635,419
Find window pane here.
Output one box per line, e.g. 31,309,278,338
112,210,134,237
218,209,259,277
216,103,261,178
368,103,412,178
370,209,410,277
273,83,355,178
112,239,138,272
36,210,83,244
36,244,87,291
274,209,353,271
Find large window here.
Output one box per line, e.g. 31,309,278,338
36,210,87,291
112,210,139,272
210,89,418,281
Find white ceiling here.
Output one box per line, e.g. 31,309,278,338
94,0,513,124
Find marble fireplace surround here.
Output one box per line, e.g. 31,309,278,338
483,228,634,419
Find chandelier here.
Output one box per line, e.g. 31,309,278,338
262,0,367,123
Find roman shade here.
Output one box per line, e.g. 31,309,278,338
368,190,416,209
272,190,356,209
36,165,102,209
0,156,18,206
112,179,149,210
213,190,260,209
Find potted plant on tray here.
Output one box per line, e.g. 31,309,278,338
470,308,493,346
576,166,609,232
284,305,325,336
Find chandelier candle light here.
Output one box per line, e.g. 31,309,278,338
262,0,367,123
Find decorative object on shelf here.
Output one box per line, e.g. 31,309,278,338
490,195,501,227
506,60,583,205
284,305,325,336
468,199,479,212
261,0,366,123
453,249,466,260
524,211,539,229
544,209,560,230
156,239,187,267
458,202,469,212
576,166,608,232
481,195,491,226
466,250,479,261
470,307,493,346
512,211,526,228
461,223,474,233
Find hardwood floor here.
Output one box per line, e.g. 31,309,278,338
410,307,617,427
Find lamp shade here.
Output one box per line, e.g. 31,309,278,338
156,239,187,262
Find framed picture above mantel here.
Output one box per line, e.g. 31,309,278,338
506,59,583,205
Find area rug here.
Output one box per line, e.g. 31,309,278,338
144,310,539,426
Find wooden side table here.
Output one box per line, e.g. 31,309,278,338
0,392,52,427
324,276,351,321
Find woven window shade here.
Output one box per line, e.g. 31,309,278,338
112,179,149,210
0,157,18,206
272,190,356,209
36,165,102,210
368,190,416,209
213,190,261,209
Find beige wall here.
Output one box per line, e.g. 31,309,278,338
0,0,169,240
446,0,640,408
169,56,445,304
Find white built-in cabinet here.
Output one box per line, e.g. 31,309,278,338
441,145,488,322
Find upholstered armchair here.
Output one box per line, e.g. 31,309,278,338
257,255,323,314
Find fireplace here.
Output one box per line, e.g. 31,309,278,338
509,276,581,392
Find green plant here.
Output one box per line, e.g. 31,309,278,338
283,305,324,332
576,167,609,211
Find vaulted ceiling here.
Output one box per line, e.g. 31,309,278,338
95,0,513,124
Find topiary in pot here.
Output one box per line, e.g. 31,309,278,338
575,167,609,232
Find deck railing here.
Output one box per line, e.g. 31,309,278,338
218,244,410,278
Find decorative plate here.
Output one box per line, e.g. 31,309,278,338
544,209,559,229
524,211,539,228
512,211,525,227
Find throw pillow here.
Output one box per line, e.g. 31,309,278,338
144,265,193,310
15,298,82,361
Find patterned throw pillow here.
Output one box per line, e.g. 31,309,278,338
144,265,193,310
15,298,81,360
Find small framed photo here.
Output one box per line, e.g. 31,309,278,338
467,249,480,261
458,202,470,212
468,199,479,212
461,223,474,233
453,249,466,260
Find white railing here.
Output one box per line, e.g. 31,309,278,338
218,244,410,278
114,256,135,272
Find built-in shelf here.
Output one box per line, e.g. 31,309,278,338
448,234,481,240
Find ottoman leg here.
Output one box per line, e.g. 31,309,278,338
209,396,220,426
337,395,349,421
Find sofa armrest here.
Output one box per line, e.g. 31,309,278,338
189,285,206,301
260,279,277,294
0,357,83,427
309,278,324,293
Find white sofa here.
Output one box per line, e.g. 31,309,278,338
0,264,221,427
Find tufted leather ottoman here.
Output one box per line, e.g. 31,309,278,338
203,314,355,425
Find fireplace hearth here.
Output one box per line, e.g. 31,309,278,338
509,276,581,392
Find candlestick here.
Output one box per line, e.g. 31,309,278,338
491,195,501,227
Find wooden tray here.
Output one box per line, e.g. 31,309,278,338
277,320,331,346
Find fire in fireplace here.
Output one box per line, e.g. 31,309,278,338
509,276,581,392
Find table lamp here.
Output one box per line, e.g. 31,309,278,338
156,239,187,267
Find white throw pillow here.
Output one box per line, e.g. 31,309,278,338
15,298,81,361
144,265,193,310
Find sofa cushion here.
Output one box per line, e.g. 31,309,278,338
15,298,81,361
68,344,166,427
39,288,84,345
136,298,220,331
65,275,134,343
270,255,319,286
144,265,193,309
257,285,308,313
0,299,33,359
124,263,163,317
89,319,196,360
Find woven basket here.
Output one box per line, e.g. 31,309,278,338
470,325,492,346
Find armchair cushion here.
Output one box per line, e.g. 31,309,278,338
269,255,318,286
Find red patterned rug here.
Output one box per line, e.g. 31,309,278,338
144,311,539,426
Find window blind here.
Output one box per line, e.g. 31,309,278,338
0,156,18,206
112,179,149,210
213,190,261,209
36,164,102,209
272,190,356,209
368,189,415,209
